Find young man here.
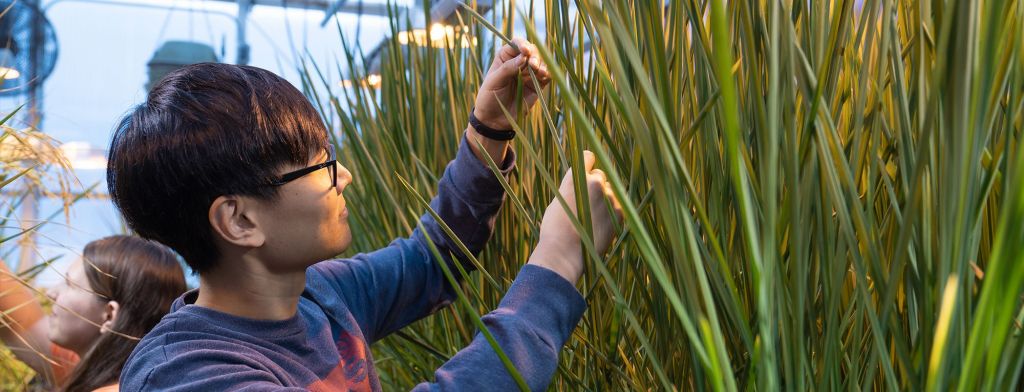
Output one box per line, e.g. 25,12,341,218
108,38,622,390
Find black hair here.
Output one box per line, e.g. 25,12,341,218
107,63,328,273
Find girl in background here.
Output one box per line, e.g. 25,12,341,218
0,235,186,391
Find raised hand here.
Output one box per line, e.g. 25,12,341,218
472,38,551,131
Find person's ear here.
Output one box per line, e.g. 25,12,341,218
100,300,119,334
208,195,266,248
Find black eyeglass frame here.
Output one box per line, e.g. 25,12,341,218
264,145,338,189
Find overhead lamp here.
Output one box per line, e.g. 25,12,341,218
366,74,382,88
0,48,20,80
339,74,383,89
146,41,220,92
60,141,108,170
396,23,477,48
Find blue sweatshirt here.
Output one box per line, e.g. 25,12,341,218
119,135,588,391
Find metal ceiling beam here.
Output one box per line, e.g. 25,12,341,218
318,0,398,26
204,0,394,14
217,0,397,64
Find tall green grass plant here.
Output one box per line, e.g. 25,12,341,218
311,0,1024,389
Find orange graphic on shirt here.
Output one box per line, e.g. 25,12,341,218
307,330,373,392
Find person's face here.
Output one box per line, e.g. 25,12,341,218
47,259,107,354
257,149,354,270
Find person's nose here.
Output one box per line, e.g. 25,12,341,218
336,164,353,194
46,285,59,302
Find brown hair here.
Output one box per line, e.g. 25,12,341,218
61,235,186,392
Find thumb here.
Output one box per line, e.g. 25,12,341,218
558,151,596,190
559,167,574,190
497,55,526,78
583,150,596,172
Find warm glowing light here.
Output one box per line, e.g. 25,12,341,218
60,141,108,170
429,23,447,41
366,74,382,88
0,48,18,80
0,67,19,80
396,24,477,48
339,74,383,89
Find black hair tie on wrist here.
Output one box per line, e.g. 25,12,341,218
469,107,516,141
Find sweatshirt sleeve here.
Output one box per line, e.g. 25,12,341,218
412,265,587,392
310,131,515,343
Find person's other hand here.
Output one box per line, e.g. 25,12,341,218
528,151,623,284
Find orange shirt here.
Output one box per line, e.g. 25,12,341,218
47,345,119,391
49,343,79,385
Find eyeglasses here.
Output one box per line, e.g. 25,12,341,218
265,145,338,189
